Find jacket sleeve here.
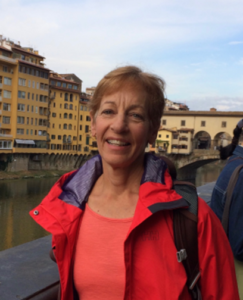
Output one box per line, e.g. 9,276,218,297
197,198,240,300
228,171,243,261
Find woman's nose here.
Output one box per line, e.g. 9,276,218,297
110,114,128,132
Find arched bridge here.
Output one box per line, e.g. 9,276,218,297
165,149,220,180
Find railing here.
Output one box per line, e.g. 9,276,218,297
0,55,17,65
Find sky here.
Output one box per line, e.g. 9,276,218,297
1,0,243,111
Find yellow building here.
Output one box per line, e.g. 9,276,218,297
156,129,173,154
47,72,81,154
0,36,50,155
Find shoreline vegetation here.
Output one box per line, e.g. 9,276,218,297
0,169,68,181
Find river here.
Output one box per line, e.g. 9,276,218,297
0,160,227,252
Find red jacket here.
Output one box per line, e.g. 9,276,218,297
30,154,239,300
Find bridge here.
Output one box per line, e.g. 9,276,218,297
165,149,221,180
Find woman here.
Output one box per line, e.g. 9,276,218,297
30,66,239,300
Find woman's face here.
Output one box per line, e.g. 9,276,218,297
91,87,156,170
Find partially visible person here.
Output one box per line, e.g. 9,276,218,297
211,118,243,299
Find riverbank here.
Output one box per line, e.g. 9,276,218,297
0,169,68,180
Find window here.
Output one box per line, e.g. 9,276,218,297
17,116,25,124
59,114,62,118
80,115,82,121
80,105,83,111
27,117,29,124
3,116,10,124
50,80,55,86
35,118,37,126
158,134,161,138
60,104,62,108
65,93,68,101
4,77,11,85
36,107,38,113
53,102,55,108
80,125,82,130
222,121,227,128
18,78,26,86
31,118,33,125
52,124,55,128
28,80,31,87
30,129,33,135
69,124,72,130
3,103,10,111
51,135,56,139
52,113,56,117
64,103,68,109
85,125,89,133
64,124,67,129
32,81,35,88
17,103,25,111
18,91,26,99
69,114,72,119
64,113,68,119
36,82,39,89
79,135,82,141
181,120,186,126
59,124,61,129
58,135,62,140
36,94,38,101
73,85,78,90
86,136,90,145
32,93,34,100
57,82,61,87
86,116,91,121
70,94,73,102
201,121,206,127
27,105,29,112
63,83,67,88
17,128,24,135
68,84,72,89
3,66,8,72
69,104,73,110
28,92,30,99
166,135,169,138
0,141,12,149
31,105,34,112
3,90,11,98
162,119,166,125
26,129,29,135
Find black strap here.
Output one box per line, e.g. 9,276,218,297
222,164,243,235
173,182,201,300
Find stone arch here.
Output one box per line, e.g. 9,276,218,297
213,132,232,149
193,131,211,149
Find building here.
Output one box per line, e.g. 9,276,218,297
0,35,50,155
85,87,96,96
48,72,81,154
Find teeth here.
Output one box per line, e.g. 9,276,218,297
107,140,129,146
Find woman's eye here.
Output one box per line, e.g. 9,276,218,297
130,113,144,120
102,109,113,115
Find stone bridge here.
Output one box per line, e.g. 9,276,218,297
165,149,220,180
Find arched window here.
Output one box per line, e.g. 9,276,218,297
69,114,72,119
64,103,68,109
63,124,67,129
69,124,72,130
70,94,73,102
65,93,68,101
64,113,68,119
69,104,73,110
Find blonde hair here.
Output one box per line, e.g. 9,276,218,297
90,65,165,131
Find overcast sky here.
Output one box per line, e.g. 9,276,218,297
1,0,243,111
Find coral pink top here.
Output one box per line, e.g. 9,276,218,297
73,204,133,300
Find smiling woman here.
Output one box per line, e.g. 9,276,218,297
30,66,239,300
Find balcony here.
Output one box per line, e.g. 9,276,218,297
0,55,17,65
49,94,55,100
0,133,12,137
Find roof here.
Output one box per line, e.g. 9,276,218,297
19,60,50,71
12,46,45,59
163,110,243,117
0,45,12,53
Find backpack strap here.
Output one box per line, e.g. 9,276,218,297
173,181,202,300
222,164,243,235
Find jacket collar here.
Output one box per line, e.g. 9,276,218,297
57,153,188,212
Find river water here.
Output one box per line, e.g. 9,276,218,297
0,160,227,252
